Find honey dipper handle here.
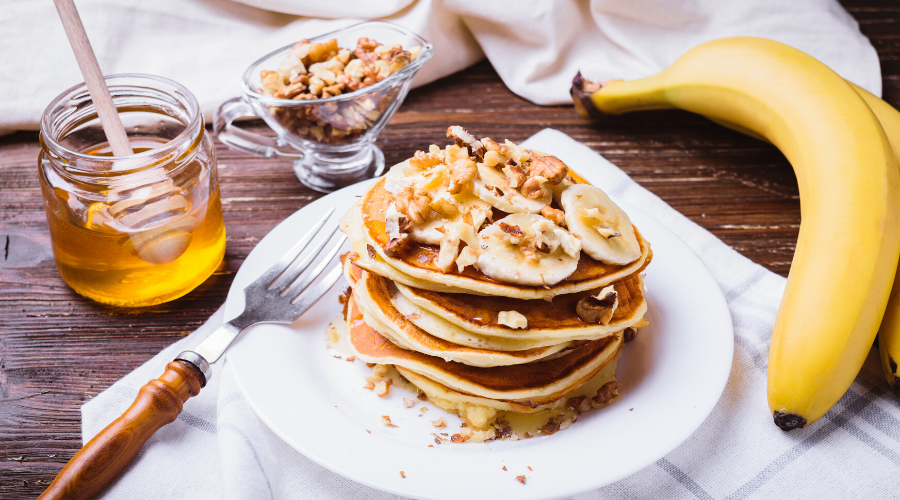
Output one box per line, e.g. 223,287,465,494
38,360,205,500
52,0,134,156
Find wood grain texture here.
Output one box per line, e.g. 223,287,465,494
37,361,203,500
1,1,898,496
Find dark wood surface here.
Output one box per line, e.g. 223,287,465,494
1,1,898,497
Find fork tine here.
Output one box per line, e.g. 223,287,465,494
290,265,343,318
253,207,335,289
283,233,347,298
271,223,341,291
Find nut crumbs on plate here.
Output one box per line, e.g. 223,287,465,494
516,476,526,485
400,471,406,478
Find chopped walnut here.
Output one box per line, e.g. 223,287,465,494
483,150,501,167
431,417,447,428
373,364,389,378
541,206,567,227
384,233,410,257
448,158,477,195
592,381,618,406
375,381,391,397
576,286,618,324
396,186,433,224
497,310,528,329
403,397,416,408
447,125,485,159
400,471,406,478
363,381,375,390
539,418,561,435
567,395,591,413
450,433,470,443
529,155,568,184
520,176,550,200
503,163,527,189
516,475,526,485
410,150,442,170
382,415,398,427
366,244,377,259
498,222,523,238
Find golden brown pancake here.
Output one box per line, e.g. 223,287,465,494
345,296,623,405
353,269,576,366
395,271,646,339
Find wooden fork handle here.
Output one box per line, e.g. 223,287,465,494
38,360,205,500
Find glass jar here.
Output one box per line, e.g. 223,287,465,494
38,74,226,307
213,21,433,193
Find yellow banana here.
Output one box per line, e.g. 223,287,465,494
571,37,900,430
852,85,900,388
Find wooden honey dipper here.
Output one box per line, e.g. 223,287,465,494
54,0,199,265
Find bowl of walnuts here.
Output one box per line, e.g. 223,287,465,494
214,21,433,192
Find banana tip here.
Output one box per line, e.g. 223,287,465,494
570,72,603,120
773,411,807,431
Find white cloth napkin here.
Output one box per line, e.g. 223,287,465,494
82,128,900,499
1,0,881,134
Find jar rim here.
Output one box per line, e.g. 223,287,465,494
240,20,434,107
40,73,203,164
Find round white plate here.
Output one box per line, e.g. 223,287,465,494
225,178,733,500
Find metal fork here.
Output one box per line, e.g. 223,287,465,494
39,208,347,500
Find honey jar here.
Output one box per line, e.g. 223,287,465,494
38,74,225,306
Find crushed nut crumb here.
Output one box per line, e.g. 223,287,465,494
382,415,398,428
403,398,416,408
431,417,447,428
516,475,526,485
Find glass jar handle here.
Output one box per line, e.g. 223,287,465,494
212,97,303,159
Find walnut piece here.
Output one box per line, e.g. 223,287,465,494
529,155,569,184
592,381,618,406
541,206,567,227
520,176,550,199
431,417,447,428
567,395,591,413
396,186,433,224
448,158,477,194
447,125,485,159
410,150,442,170
384,233,410,257
497,310,528,329
503,163,527,189
576,285,618,324
498,222,523,238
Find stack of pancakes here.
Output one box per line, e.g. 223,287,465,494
335,129,651,440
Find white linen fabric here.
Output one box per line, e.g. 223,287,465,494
0,0,881,134
82,129,900,499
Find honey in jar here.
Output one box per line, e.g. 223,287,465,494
38,75,226,306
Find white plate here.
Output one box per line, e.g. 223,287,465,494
225,178,734,500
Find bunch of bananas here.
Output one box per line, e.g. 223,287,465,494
570,37,900,431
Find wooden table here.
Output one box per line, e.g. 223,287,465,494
1,2,897,497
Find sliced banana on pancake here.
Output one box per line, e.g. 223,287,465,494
476,213,581,286
560,184,641,265
472,163,549,214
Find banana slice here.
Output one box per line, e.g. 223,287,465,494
476,213,580,286
560,184,641,265
473,163,549,214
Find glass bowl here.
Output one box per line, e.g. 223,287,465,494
213,21,433,192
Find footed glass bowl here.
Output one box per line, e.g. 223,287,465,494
213,21,433,192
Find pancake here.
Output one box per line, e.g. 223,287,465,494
344,254,570,351
394,272,646,339
349,192,652,299
353,270,576,366
345,296,623,405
